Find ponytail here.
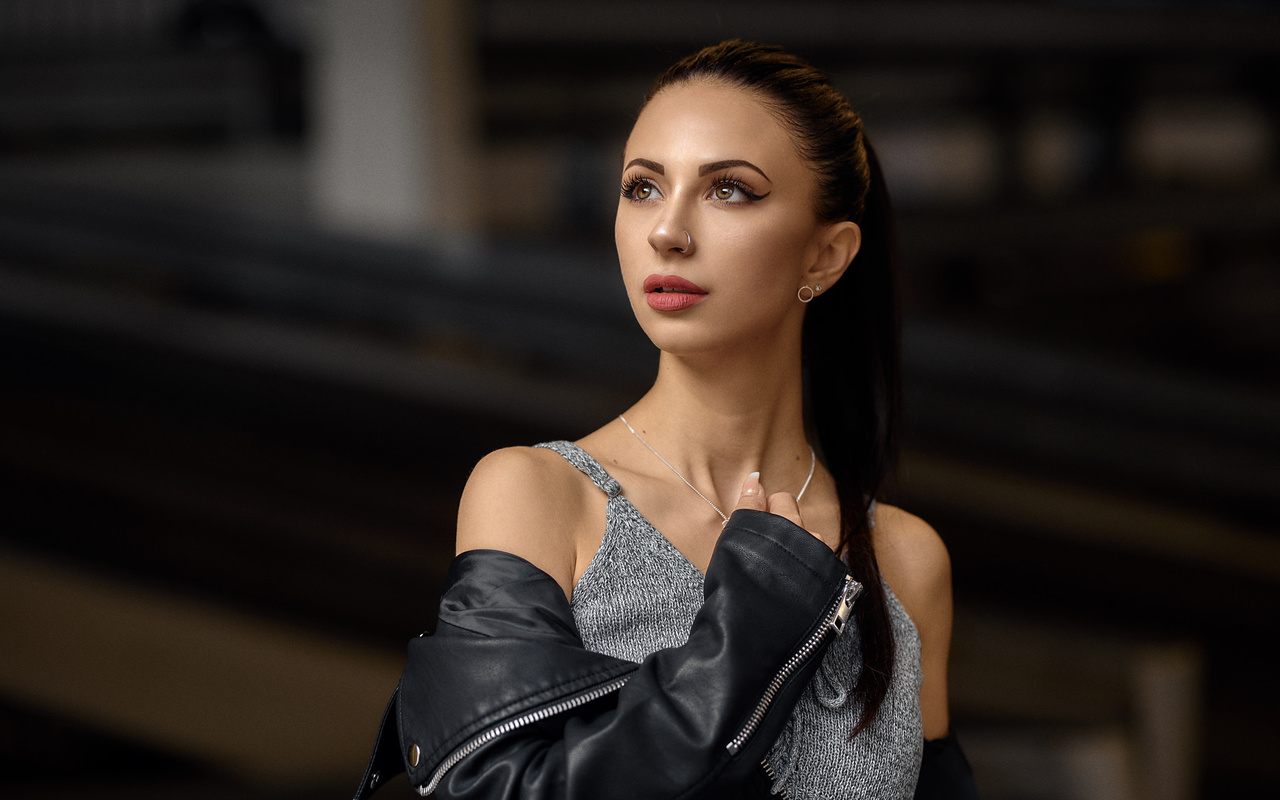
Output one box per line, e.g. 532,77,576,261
804,136,900,735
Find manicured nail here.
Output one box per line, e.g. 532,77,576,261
742,471,762,496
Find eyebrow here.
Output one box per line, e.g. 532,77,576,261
622,158,772,182
699,159,770,181
624,158,664,175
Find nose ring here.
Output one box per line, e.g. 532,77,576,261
677,231,692,253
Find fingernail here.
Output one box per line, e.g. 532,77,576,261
742,471,761,496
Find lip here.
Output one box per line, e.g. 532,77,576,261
643,273,708,312
644,274,707,294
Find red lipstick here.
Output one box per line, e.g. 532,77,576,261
644,274,708,311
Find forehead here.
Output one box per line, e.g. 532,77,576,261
625,80,799,168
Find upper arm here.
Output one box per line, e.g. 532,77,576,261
455,447,584,599
873,504,954,740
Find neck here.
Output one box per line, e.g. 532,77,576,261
621,322,814,509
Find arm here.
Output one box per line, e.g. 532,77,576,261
873,506,981,798
454,447,587,599
873,504,953,740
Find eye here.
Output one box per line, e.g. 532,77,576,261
621,175,662,201
710,177,768,204
713,183,746,202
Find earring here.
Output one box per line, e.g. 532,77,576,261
798,284,821,303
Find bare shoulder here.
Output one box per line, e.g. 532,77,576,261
873,503,955,738
871,503,952,633
455,446,589,596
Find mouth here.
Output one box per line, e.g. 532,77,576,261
643,274,707,295
643,273,707,311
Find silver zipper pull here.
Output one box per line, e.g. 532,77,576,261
725,574,866,757
829,575,862,635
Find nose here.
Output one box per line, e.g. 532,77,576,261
648,222,695,256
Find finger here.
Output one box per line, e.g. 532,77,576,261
765,491,804,529
734,471,766,513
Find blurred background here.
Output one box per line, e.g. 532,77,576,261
1,1,1277,798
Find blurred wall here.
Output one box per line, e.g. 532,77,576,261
1,2,1277,799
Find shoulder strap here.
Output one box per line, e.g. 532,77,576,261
533,441,622,498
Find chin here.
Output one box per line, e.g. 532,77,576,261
635,318,739,359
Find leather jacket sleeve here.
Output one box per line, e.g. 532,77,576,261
361,508,856,800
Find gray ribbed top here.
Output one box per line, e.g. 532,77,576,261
535,441,924,799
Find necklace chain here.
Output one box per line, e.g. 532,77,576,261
618,415,816,525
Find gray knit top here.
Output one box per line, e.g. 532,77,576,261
535,441,924,799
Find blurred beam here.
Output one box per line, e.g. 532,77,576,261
902,450,1280,583
903,321,1280,511
1133,643,1203,800
482,1,1280,54
0,546,402,786
310,0,481,237
0,265,634,434
899,188,1280,263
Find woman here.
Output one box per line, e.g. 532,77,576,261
355,40,977,799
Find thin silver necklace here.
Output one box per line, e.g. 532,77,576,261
618,414,816,525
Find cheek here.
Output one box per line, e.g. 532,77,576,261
614,220,645,292
615,213,655,319
615,206,645,257
720,214,812,288
706,227,810,331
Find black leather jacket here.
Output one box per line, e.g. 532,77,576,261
354,508,859,799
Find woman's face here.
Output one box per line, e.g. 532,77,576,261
615,79,827,356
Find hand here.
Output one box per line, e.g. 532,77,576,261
734,471,816,538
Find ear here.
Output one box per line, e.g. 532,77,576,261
803,220,861,294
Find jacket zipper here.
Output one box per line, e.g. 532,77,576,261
418,574,859,793
418,674,632,796
760,756,792,800
725,574,862,756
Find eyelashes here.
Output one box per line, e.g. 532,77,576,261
710,175,769,202
619,172,770,203
619,174,654,200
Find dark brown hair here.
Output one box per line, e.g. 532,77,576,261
645,40,902,736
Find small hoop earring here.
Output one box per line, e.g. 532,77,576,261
797,285,817,303
676,231,692,253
